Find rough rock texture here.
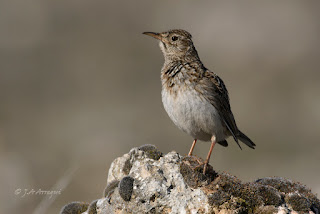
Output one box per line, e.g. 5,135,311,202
61,145,320,214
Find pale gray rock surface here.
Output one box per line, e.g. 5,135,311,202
61,145,320,214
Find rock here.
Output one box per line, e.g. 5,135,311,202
103,180,119,198
62,145,320,214
87,200,98,214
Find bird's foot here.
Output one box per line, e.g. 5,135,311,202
203,161,208,175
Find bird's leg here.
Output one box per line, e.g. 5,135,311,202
203,136,216,174
188,139,197,156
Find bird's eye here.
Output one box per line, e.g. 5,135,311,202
171,36,178,41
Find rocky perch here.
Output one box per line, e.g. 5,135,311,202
61,145,320,214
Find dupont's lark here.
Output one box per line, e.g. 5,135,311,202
143,29,255,174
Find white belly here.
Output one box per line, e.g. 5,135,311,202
161,87,226,142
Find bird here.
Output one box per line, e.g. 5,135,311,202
143,29,255,174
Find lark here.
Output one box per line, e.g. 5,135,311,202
143,29,255,174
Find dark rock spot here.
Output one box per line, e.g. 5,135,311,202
140,199,146,203
150,194,156,202
119,176,134,201
167,184,174,194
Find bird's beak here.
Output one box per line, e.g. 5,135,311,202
143,32,163,41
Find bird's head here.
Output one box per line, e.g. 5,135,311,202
143,29,199,62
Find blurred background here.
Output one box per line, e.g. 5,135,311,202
1,0,320,213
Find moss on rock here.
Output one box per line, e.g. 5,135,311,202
285,193,311,212
60,201,89,214
179,156,217,188
138,144,163,160
208,191,231,206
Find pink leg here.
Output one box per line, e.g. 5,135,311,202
203,136,216,174
188,139,197,156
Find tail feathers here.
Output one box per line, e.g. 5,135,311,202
237,130,256,149
223,119,242,150
217,140,228,147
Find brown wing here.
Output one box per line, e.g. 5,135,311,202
197,69,242,149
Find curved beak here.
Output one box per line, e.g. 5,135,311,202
143,32,163,41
